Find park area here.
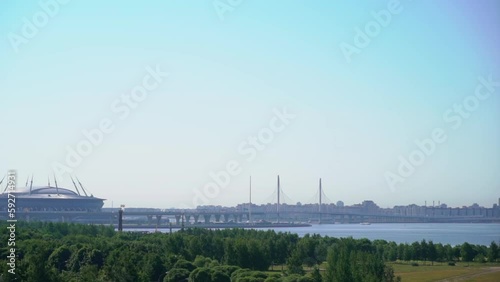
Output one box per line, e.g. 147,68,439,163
390,262,500,281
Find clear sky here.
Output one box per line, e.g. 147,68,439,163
1,0,499,209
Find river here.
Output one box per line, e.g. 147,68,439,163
252,223,500,246
132,223,500,246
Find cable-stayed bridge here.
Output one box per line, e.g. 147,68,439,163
3,175,500,226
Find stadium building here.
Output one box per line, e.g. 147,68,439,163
0,176,105,212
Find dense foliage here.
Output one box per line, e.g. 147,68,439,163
0,222,498,281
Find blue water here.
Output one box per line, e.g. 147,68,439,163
136,223,500,246
253,223,500,246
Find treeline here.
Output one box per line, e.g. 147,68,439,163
374,238,499,265
0,222,498,281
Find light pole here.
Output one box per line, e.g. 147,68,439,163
118,204,125,232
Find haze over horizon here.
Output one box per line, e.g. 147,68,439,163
1,1,499,209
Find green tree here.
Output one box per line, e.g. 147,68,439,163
427,241,437,265
234,239,250,268
188,236,203,260
325,238,393,282
173,259,196,272
453,245,462,261
212,265,241,277
102,248,140,282
247,239,271,271
48,246,72,271
282,274,313,282
420,240,428,264
474,253,486,263
309,265,322,282
140,253,165,282
386,242,398,261
325,244,353,282
223,238,238,266
461,242,474,265
164,268,190,282
443,244,454,261
193,255,213,267
211,270,230,282
79,265,99,281
297,234,319,267
287,249,305,275
488,241,499,262
435,243,445,262
189,267,212,282
231,269,268,281
24,254,61,282
402,244,412,261
411,242,420,262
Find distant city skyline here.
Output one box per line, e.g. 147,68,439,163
1,1,499,209
3,173,499,209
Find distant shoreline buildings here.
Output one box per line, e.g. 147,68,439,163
208,199,500,223
1,175,498,224
232,199,500,217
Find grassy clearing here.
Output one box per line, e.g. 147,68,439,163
468,270,500,282
390,262,500,282
267,262,500,281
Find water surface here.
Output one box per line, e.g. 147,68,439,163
128,223,500,246
253,223,500,246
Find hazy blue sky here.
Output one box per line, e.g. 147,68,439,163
1,0,499,208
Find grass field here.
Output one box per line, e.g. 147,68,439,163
390,262,500,282
269,262,500,281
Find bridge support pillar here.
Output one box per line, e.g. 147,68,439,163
237,214,243,223
193,214,199,224
204,214,211,224
175,215,181,225
156,215,162,227
215,214,221,222
223,214,229,223
185,214,191,224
